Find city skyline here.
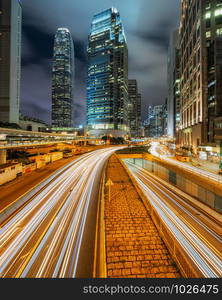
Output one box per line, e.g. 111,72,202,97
0,0,222,283
20,0,180,126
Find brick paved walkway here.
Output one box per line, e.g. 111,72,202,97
104,155,181,278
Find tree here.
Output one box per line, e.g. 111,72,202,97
101,136,109,141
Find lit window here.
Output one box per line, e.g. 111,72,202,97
215,8,222,16
205,12,211,19
206,31,211,38
217,28,222,35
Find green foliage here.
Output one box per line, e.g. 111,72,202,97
0,122,21,129
101,136,126,144
116,145,150,154
110,137,125,144
101,136,109,141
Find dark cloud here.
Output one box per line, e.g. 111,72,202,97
20,0,180,125
22,25,53,60
132,18,179,52
135,30,171,53
74,40,87,63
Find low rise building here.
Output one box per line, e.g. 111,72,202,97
19,116,48,132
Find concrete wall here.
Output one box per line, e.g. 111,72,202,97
29,152,63,164
50,152,63,162
131,158,222,212
0,163,22,185
0,152,64,186
36,160,46,169
23,163,36,174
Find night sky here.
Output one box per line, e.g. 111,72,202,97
20,0,180,127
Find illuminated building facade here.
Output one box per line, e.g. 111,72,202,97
87,8,128,137
167,29,180,139
0,0,22,125
179,0,222,152
144,105,166,138
128,79,141,137
204,0,222,146
52,28,75,130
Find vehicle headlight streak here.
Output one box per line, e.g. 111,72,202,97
126,162,222,278
150,142,222,183
0,147,123,278
125,161,222,244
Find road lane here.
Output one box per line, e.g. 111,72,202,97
149,142,222,183
0,147,121,278
124,160,222,278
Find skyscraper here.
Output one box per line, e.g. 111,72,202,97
144,105,166,138
0,0,22,125
179,0,222,156
87,8,128,137
179,0,204,151
204,0,222,147
128,79,141,137
52,28,75,130
167,29,180,139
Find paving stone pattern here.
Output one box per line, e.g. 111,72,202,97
104,155,181,278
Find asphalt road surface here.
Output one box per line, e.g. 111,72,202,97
0,147,121,278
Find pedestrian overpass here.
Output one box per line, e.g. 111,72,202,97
0,127,103,164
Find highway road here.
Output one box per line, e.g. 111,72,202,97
124,160,222,278
0,147,121,278
149,142,222,184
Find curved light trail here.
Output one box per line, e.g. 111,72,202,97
0,147,121,278
150,142,222,183
124,160,222,278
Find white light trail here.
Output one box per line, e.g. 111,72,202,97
125,161,222,278
0,147,122,278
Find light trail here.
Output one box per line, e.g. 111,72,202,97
0,147,121,278
124,160,222,278
149,142,222,183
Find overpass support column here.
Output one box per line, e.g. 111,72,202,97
0,149,7,165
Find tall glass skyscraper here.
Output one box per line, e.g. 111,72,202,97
87,8,128,137
52,28,75,129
